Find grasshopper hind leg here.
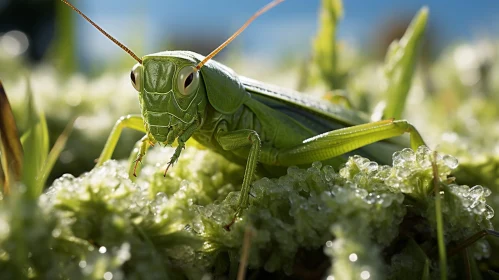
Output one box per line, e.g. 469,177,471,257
277,119,426,166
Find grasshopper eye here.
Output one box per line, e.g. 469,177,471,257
130,63,142,91
177,66,199,96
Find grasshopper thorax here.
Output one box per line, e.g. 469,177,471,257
131,51,208,145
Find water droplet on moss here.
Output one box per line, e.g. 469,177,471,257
470,185,484,198
483,187,492,197
395,168,411,178
323,165,336,181
442,154,459,169
416,146,432,168
312,161,322,169
366,161,379,173
485,205,495,220
400,148,415,161
355,188,368,199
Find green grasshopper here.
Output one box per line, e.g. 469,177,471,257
62,0,426,229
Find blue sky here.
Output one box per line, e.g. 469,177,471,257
76,0,499,66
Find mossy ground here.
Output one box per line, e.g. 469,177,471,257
0,144,494,279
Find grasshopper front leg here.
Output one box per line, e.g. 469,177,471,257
215,122,261,230
97,114,146,166
130,135,155,177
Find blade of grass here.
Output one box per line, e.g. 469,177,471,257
38,117,75,192
383,7,428,119
20,78,49,198
0,81,23,195
432,151,447,280
313,0,344,90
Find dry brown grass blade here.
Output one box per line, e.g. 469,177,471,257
237,225,255,280
0,81,23,195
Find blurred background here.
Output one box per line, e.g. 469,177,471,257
1,0,499,185
2,0,499,69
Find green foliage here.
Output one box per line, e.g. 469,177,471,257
313,0,345,89
382,7,428,119
20,79,50,198
15,79,73,199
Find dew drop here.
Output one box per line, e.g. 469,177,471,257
400,148,415,161
355,188,368,199
483,187,492,197
360,270,371,279
312,161,322,169
485,205,495,220
470,185,484,198
51,228,61,238
416,146,432,168
323,166,336,181
104,272,113,280
374,165,391,180
78,260,87,268
442,154,459,169
366,161,378,173
395,168,411,178
326,240,333,248
155,192,168,201
349,253,358,262
99,246,107,254
392,151,403,166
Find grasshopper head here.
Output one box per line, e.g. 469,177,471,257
130,51,208,145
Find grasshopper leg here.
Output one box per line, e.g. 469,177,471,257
215,119,424,230
163,121,200,176
215,123,261,230
97,114,146,166
277,119,426,165
132,135,153,177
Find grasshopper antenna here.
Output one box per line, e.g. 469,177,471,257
60,0,143,64
195,0,285,71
